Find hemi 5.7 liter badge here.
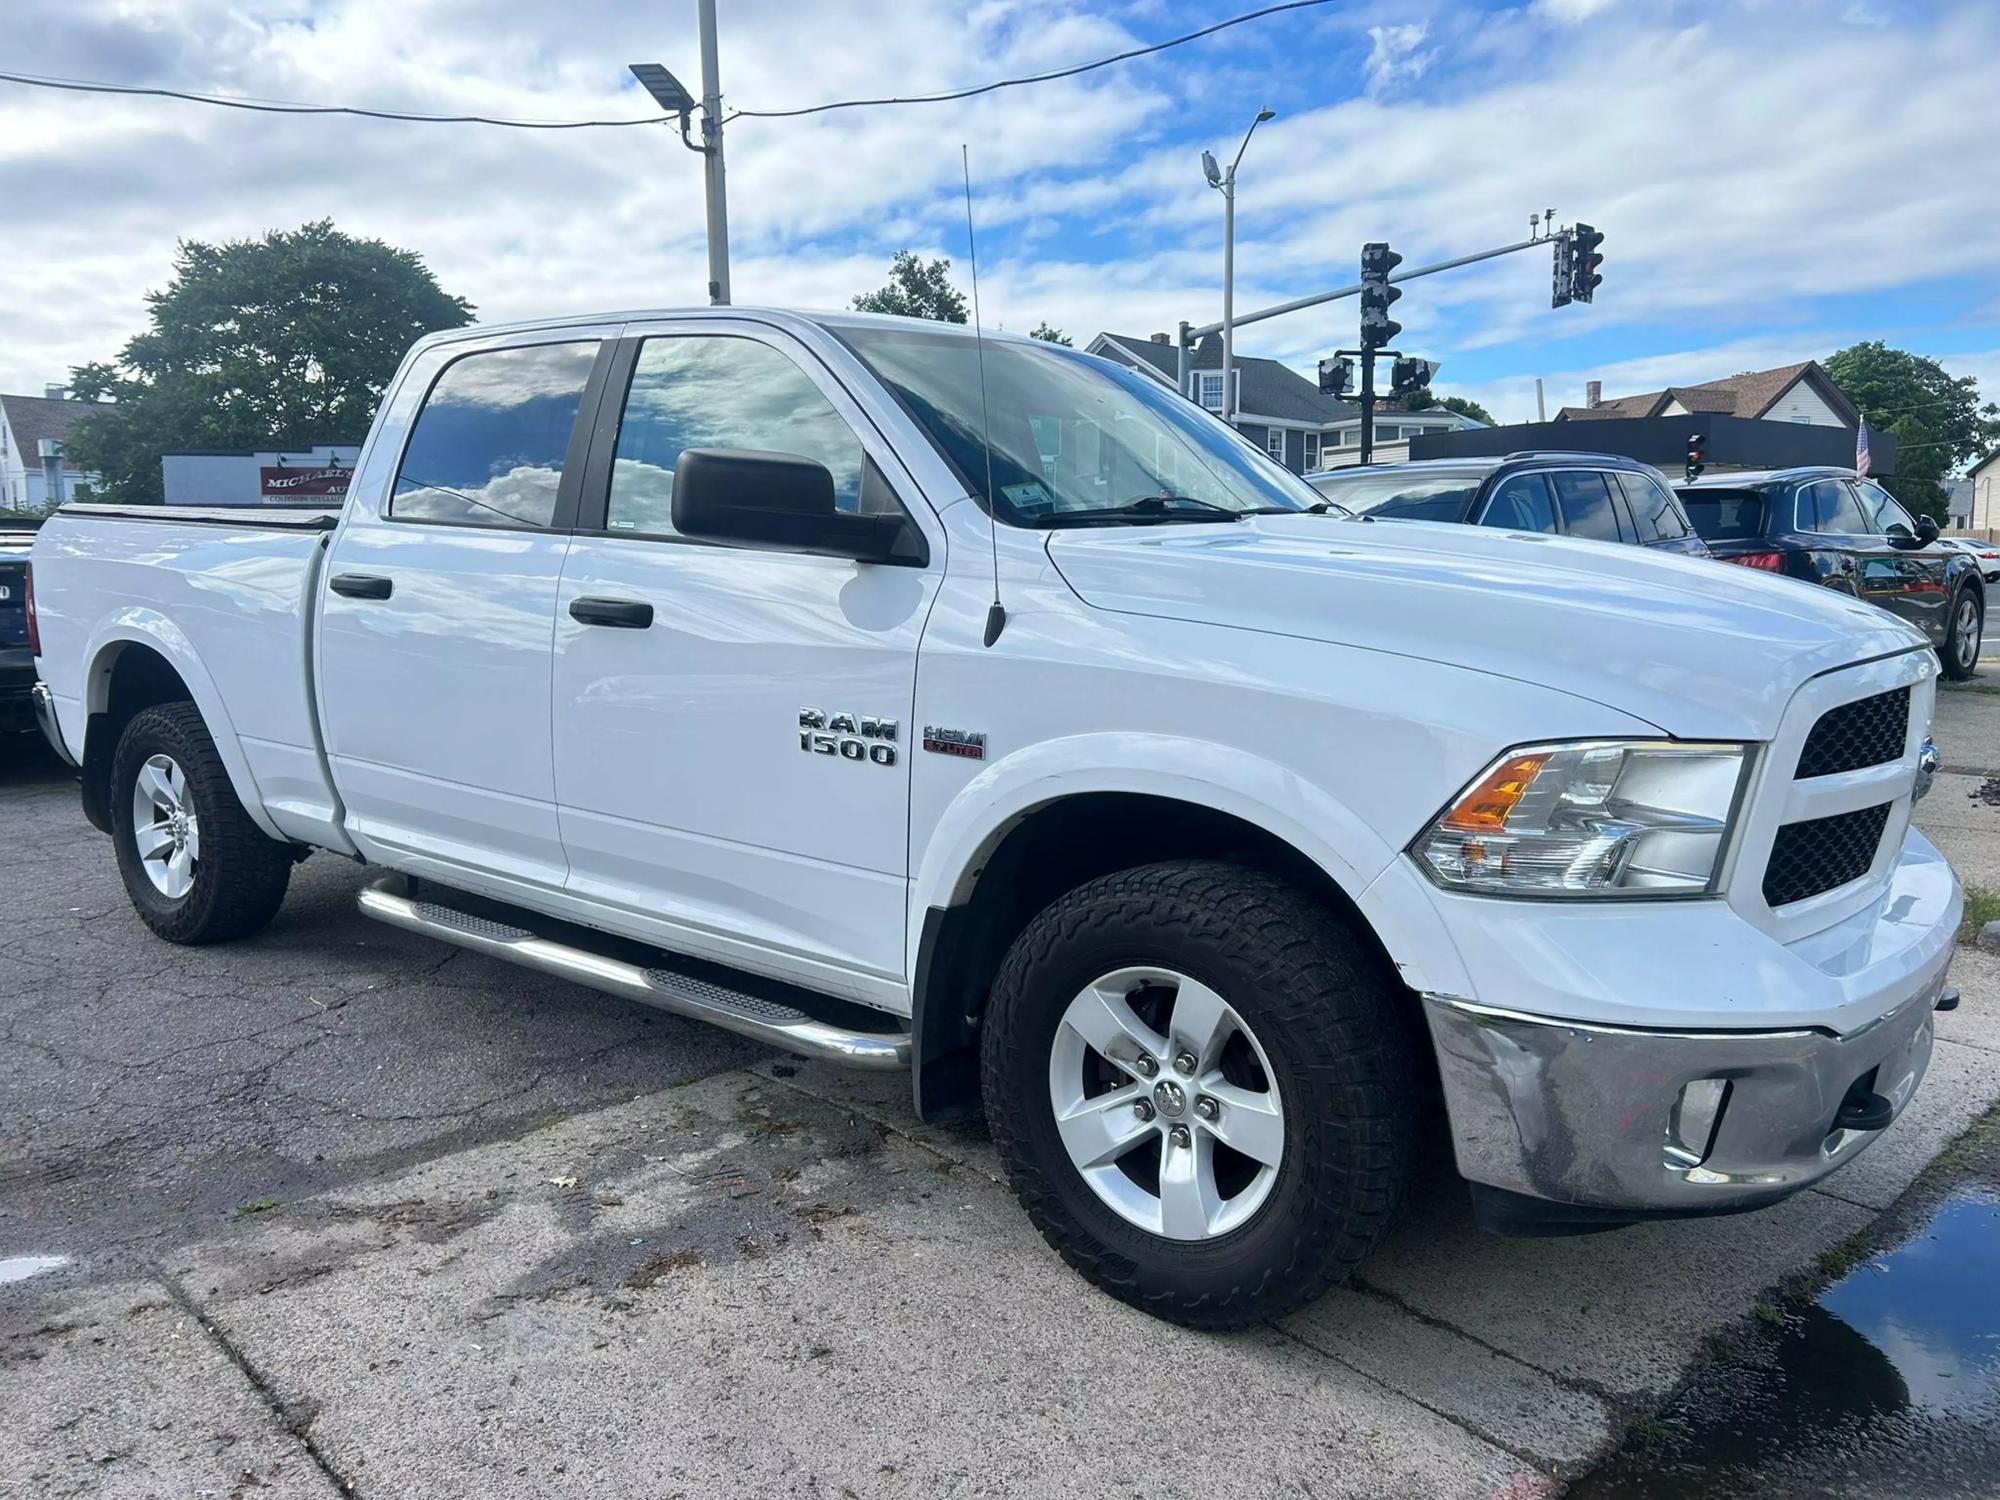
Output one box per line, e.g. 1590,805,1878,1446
922,726,986,760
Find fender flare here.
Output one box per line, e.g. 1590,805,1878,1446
83,612,288,843
906,731,1398,980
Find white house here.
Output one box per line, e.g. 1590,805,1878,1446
0,388,103,512
1966,451,2000,531
1556,360,1860,429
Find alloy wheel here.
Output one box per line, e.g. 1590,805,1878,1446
1047,966,1285,1240
1959,597,1982,672
131,753,200,899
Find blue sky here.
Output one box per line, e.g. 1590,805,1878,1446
2,0,1996,432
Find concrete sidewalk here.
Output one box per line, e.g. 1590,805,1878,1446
6,691,2000,1499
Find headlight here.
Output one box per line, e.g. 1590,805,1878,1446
1414,740,1750,897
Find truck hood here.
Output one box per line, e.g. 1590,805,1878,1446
1046,514,1929,739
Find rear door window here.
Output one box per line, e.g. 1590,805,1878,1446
1799,479,1874,535
1680,489,1768,541
1550,470,1622,541
1616,471,1692,542
1478,473,1558,533
391,341,600,529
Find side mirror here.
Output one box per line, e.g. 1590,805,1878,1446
1917,514,1940,544
671,448,904,563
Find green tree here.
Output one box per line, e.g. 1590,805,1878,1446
1824,342,1999,522
1028,322,1073,346
851,251,968,323
1397,390,1495,425
65,221,473,504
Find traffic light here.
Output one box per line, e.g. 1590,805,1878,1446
1551,237,1572,309
1685,432,1707,484
1570,223,1605,304
1318,356,1354,397
1390,356,1439,396
1359,241,1403,351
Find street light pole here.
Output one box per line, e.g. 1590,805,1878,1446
696,0,731,305
1204,107,1273,427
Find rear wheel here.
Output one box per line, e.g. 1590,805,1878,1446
981,861,1418,1329
110,702,293,944
1942,588,1983,681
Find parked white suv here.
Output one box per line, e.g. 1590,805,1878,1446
28,309,1959,1326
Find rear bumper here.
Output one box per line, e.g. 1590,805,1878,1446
1,646,36,733
30,680,76,764
1423,827,1955,1222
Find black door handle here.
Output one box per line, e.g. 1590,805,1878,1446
330,573,393,600
569,597,654,629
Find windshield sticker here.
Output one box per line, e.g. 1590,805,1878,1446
1001,481,1054,516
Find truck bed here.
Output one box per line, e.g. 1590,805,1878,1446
30,504,351,851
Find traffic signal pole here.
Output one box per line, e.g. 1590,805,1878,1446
1174,227,1589,424
1358,344,1377,467
1179,233,1546,352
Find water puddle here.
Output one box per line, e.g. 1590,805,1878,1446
1574,1184,2000,1498
0,1254,71,1285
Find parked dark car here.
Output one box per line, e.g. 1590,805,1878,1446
1676,467,1982,679
1,518,41,734
1306,452,1711,558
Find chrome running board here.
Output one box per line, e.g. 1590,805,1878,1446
356,875,909,1070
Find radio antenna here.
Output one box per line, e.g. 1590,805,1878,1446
962,144,1006,648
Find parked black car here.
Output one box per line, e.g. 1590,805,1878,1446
1,518,40,734
1306,452,1711,558
1676,467,1982,680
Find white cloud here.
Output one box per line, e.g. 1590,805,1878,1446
1364,23,1434,92
1533,0,1620,23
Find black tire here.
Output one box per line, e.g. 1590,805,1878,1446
1941,587,1983,681
110,702,293,944
980,860,1418,1330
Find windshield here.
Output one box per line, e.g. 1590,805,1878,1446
832,325,1322,526
1679,489,1769,541
1308,470,1483,522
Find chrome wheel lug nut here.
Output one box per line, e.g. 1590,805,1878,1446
1168,1124,1192,1148
1134,1055,1159,1078
1133,1099,1156,1122
1174,1051,1198,1077
1194,1096,1219,1121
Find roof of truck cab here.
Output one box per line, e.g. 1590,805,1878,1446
408,307,1043,349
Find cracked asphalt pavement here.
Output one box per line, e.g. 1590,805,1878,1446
6,697,2000,1499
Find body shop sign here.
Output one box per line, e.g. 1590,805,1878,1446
259,466,349,501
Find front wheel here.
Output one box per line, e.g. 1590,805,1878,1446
110,702,294,944
1942,588,1983,681
980,861,1418,1329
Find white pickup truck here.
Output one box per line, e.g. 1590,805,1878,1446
28,309,1961,1328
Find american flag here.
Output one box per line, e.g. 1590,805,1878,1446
1856,418,1872,477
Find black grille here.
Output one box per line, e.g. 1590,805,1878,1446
1763,803,1892,907
1796,687,1910,779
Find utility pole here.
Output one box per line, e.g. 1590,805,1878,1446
630,14,732,306
696,0,732,305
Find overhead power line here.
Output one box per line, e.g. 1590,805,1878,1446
723,0,1336,120
0,1,1337,130
0,69,673,128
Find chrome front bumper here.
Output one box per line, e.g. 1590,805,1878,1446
1423,967,1944,1219
31,681,77,766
